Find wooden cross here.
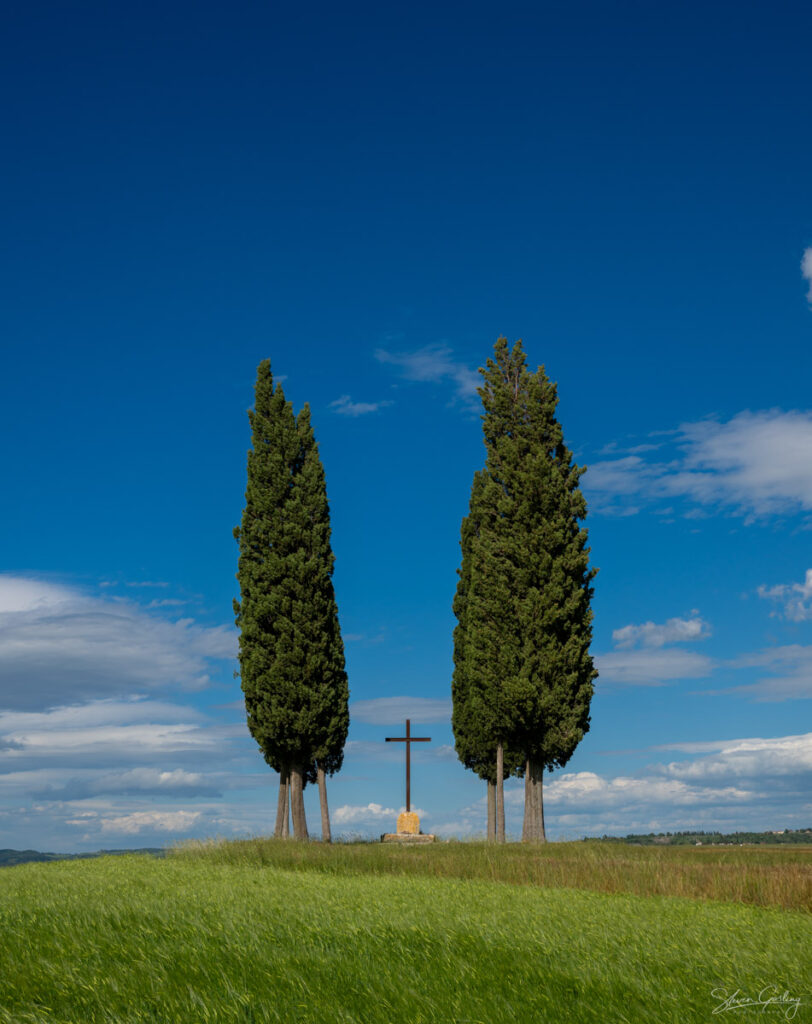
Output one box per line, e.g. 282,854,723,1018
385,718,431,813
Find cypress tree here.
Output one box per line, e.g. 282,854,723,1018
234,361,349,841
453,338,596,843
452,470,522,840
291,404,349,843
510,352,596,842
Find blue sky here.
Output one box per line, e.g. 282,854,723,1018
1,0,811,850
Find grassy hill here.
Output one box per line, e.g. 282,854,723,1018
0,840,809,1023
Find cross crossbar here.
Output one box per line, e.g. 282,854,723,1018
385,718,430,812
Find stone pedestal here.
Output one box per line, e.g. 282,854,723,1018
396,811,420,834
381,832,436,843
380,810,435,843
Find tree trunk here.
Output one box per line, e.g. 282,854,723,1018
282,775,290,838
496,742,505,843
487,778,496,842
523,759,546,843
522,760,533,842
317,763,331,843
289,765,308,840
538,765,546,843
274,769,290,838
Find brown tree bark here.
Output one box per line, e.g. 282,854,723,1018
289,765,309,840
274,769,290,838
522,760,533,842
523,759,546,843
487,778,496,842
317,763,331,843
538,765,546,843
496,742,505,843
282,780,290,837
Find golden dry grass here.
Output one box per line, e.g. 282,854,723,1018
172,837,812,911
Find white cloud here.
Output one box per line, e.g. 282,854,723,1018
329,395,393,417
720,645,812,701
375,344,480,405
0,697,203,733
597,645,714,687
585,456,664,497
653,733,812,782
3,723,209,756
0,698,246,779
586,410,812,519
332,802,397,825
802,247,812,303
757,569,812,622
542,771,753,809
351,696,452,725
96,810,202,835
343,631,386,645
612,615,710,649
0,577,235,711
0,577,73,613
452,730,811,836
332,802,427,826
0,766,214,801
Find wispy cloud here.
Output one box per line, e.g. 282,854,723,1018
0,698,235,775
343,631,386,646
374,344,480,406
0,577,235,711
802,247,812,303
720,645,812,701
597,648,715,686
539,771,753,809
350,696,452,725
329,395,393,417
652,732,812,780
449,731,811,837
597,614,714,686
332,802,396,825
586,409,812,520
612,615,711,649
332,802,427,826
758,569,812,622
0,766,220,802
99,580,171,589
95,809,202,835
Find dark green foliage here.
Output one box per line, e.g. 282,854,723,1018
234,361,349,810
293,404,350,778
451,471,522,783
452,338,597,837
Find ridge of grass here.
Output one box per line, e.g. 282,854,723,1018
171,836,812,912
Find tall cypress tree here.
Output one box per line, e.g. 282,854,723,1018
291,404,349,843
234,361,349,841
511,357,596,842
452,470,523,840
452,338,596,843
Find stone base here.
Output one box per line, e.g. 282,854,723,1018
396,811,420,834
381,833,436,844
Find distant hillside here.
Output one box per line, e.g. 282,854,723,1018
0,848,166,867
593,829,812,846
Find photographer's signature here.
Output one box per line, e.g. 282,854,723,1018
712,986,804,1020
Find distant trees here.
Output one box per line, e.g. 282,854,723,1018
234,361,349,841
452,338,597,842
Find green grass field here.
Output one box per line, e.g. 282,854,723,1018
1,841,809,1024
